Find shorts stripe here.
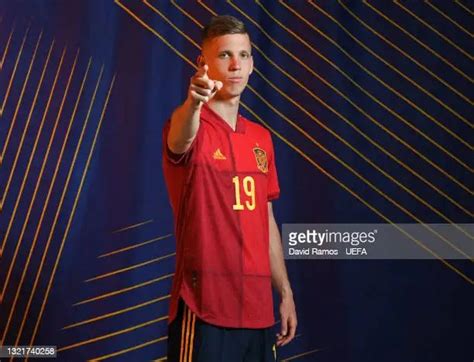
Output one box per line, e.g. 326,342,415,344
180,304,196,362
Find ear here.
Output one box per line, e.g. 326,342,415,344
249,55,254,75
197,54,205,67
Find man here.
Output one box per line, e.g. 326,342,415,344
162,15,297,361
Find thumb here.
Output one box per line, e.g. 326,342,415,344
214,80,223,91
280,316,288,336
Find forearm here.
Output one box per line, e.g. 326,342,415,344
168,97,202,154
268,206,292,299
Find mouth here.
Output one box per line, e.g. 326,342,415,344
227,77,243,83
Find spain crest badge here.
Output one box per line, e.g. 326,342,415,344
253,147,268,173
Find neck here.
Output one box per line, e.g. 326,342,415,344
207,97,240,130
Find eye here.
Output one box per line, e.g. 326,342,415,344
241,52,250,59
219,52,229,58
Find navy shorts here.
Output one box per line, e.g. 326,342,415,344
167,298,277,362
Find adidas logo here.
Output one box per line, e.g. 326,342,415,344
213,148,227,160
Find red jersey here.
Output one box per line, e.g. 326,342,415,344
162,103,280,328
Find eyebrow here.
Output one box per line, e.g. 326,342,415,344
218,50,251,55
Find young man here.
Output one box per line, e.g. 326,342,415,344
162,15,297,361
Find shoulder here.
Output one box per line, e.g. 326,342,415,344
241,116,273,142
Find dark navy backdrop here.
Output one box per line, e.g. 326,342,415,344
0,1,472,361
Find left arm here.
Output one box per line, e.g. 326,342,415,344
268,202,297,346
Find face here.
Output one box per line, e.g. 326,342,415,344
201,33,253,100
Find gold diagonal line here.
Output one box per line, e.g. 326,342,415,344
57,315,168,353
363,1,472,82
249,2,473,186
0,48,67,343
98,233,173,258
11,62,101,348
0,26,28,116
63,294,170,330
0,50,82,259
92,335,168,361
0,38,55,265
73,273,174,306
336,1,472,131
455,0,474,15
0,24,15,69
170,2,473,231
152,356,167,362
394,0,472,59
308,0,474,184
120,0,473,283
0,29,41,164
281,348,323,362
277,2,472,213
27,74,117,349
112,219,154,233
85,252,175,282
425,1,473,37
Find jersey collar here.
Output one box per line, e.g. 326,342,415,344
202,103,246,134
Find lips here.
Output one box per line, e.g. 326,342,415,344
227,77,243,83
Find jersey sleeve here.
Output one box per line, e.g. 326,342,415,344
267,133,280,201
162,119,199,166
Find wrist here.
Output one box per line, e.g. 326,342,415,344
280,284,293,300
185,95,202,110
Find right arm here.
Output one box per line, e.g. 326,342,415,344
167,64,222,154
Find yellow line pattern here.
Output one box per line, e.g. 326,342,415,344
0,50,83,298
277,1,471,213
455,0,474,15
98,233,173,258
57,315,167,352
73,273,174,306
281,348,322,361
92,335,168,361
63,294,170,330
27,72,116,349
0,24,14,69
0,30,42,169
112,219,154,233
0,38,56,298
85,252,175,282
252,1,473,187
362,0,472,82
425,1,473,37
308,0,473,187
8,58,98,346
0,46,68,344
394,0,473,59
336,0,471,129
0,26,29,116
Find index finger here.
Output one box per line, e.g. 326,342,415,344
196,63,208,78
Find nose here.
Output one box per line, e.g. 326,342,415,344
229,56,241,71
